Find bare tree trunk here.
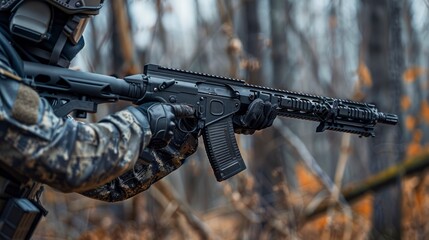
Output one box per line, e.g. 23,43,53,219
270,0,298,189
241,1,265,238
240,0,295,238
270,0,291,88
110,0,138,76
359,0,404,238
242,0,261,85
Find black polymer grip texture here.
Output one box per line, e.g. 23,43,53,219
202,117,247,181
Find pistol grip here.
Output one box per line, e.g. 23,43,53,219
202,117,246,181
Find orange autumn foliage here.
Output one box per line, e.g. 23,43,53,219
402,172,429,238
353,62,373,101
406,130,423,158
405,115,417,131
357,62,373,88
295,163,323,195
420,101,429,124
403,67,426,83
401,96,412,111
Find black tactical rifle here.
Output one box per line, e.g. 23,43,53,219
23,62,398,181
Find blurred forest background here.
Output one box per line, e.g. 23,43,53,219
32,0,429,239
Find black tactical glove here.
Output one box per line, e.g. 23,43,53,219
134,102,195,148
141,121,199,166
233,99,278,135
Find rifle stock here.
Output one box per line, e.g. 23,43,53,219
23,62,398,181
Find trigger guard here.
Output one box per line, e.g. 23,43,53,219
177,118,198,133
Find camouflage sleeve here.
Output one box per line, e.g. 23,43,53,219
0,44,198,199
0,69,153,193
79,126,198,202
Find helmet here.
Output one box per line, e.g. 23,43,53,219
0,0,104,67
0,0,104,15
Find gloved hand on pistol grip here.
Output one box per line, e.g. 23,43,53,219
233,98,278,135
135,103,195,148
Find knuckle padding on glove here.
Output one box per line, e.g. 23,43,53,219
147,104,175,147
259,101,274,128
233,98,277,134
243,99,264,128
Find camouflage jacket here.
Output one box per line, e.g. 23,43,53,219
0,35,196,202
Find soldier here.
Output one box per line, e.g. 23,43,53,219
0,0,276,238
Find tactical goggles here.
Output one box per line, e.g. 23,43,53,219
8,0,96,44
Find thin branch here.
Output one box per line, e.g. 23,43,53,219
272,120,352,221
327,133,353,240
110,0,139,75
221,178,291,237
284,10,320,84
151,181,214,240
